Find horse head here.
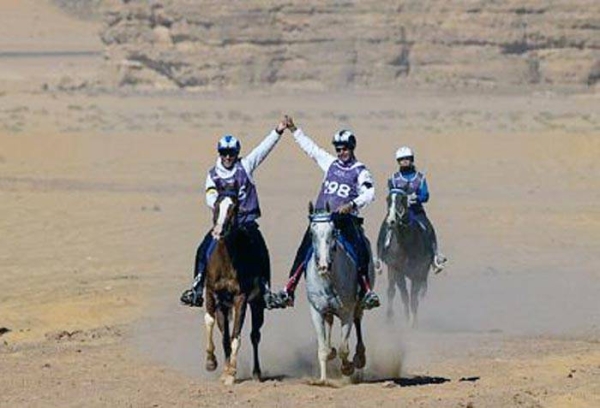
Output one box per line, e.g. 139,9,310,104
212,183,239,239
385,188,409,227
308,201,336,275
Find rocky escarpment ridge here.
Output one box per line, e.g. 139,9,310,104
100,0,600,90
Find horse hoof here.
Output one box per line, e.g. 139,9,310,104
205,356,218,372
327,347,337,361
341,362,355,377
221,374,235,386
353,353,366,369
353,369,364,384
307,379,335,388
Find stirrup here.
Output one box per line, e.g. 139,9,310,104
267,289,294,309
263,291,278,310
180,289,203,307
361,291,380,310
433,254,447,274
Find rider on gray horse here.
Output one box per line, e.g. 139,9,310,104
180,121,287,308
276,116,381,310
389,146,447,272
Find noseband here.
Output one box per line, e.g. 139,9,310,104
309,213,333,223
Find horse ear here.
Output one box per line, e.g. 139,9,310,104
308,201,314,215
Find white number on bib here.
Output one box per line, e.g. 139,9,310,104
238,185,247,201
324,181,351,198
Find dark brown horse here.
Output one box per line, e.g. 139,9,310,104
203,187,266,385
375,189,434,328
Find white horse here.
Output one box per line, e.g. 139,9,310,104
305,202,369,382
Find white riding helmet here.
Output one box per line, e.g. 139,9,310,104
332,129,357,150
217,134,241,154
395,146,414,160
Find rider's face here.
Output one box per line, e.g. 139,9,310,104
220,151,238,169
398,157,413,169
335,146,353,163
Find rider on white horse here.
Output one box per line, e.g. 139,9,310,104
180,121,287,308
277,117,381,310
390,146,447,272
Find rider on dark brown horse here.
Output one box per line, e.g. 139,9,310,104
390,146,447,272
274,116,381,310
180,121,286,308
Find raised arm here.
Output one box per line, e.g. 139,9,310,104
291,128,335,172
241,129,283,176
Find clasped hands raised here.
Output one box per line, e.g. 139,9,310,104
275,115,355,215
275,115,297,135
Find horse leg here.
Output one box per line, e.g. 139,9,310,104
216,306,231,381
309,306,328,382
386,268,397,320
222,295,248,386
204,293,218,371
409,280,421,329
352,312,366,370
325,313,336,361
397,273,410,323
339,317,355,377
249,300,264,381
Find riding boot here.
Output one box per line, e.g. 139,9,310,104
180,270,205,307
358,273,380,310
433,253,448,273
430,234,448,274
422,217,447,273
180,237,212,307
261,279,277,310
272,230,311,309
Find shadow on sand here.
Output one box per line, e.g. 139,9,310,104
366,375,452,387
236,374,290,384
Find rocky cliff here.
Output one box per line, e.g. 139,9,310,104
100,0,600,90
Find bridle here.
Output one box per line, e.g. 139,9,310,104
309,212,336,274
386,189,409,228
212,192,238,239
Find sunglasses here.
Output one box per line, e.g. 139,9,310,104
398,156,414,161
335,146,350,153
219,149,238,157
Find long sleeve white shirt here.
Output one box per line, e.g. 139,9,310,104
205,129,282,209
292,128,375,211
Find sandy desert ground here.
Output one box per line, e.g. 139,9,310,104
1,1,600,407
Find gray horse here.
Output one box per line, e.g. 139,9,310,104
305,202,370,382
375,189,434,328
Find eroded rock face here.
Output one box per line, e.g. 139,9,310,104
100,0,600,90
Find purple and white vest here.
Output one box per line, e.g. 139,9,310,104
209,162,260,224
389,171,425,212
390,171,424,194
315,160,365,211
